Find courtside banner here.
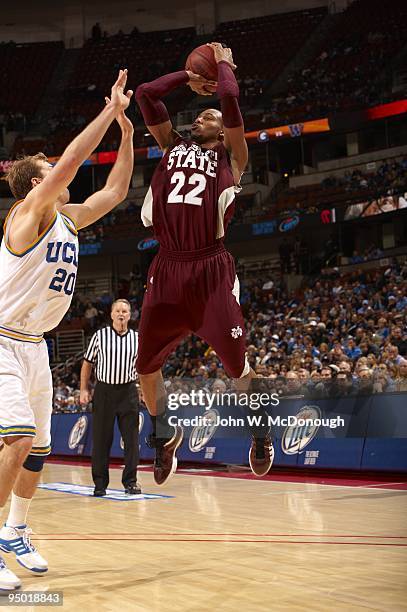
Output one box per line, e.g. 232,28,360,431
50,394,407,472
361,393,407,471
166,402,251,466
280,395,371,469
51,413,92,456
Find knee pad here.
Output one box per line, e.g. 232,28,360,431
23,454,46,473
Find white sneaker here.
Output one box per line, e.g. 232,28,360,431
0,525,48,574
0,556,21,591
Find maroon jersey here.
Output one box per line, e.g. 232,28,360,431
141,138,239,251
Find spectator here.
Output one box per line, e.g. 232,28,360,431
394,363,407,392
345,338,362,360
284,371,304,396
356,368,374,395
84,302,99,329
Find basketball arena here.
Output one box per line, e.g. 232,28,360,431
0,0,406,610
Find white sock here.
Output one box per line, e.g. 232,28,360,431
5,493,32,529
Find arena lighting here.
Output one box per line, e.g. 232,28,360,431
366,99,407,120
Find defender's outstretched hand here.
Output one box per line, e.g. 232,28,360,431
105,96,134,133
207,42,237,70
110,69,134,112
186,71,217,96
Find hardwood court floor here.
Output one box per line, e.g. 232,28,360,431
2,462,407,612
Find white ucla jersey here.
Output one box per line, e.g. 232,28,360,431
0,201,79,341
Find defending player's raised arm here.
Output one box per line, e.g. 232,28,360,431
24,69,132,217
62,107,134,230
209,43,248,185
135,71,216,151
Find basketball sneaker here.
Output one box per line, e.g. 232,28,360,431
249,434,274,477
0,525,48,573
147,425,184,486
0,556,21,592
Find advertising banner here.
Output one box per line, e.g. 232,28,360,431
50,394,407,472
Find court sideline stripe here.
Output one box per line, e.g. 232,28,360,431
30,537,407,546
32,533,407,539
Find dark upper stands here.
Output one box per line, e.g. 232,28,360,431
213,7,327,83
4,2,407,157
0,41,63,116
265,0,407,125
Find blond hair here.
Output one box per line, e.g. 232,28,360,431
2,153,48,199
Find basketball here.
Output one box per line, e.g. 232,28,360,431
185,44,218,81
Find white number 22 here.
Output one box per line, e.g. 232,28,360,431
168,171,207,206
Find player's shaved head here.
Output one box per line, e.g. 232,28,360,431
201,108,223,124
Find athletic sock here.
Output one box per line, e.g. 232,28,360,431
6,493,32,529
241,378,271,439
150,409,172,441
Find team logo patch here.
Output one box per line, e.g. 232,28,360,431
281,405,321,455
68,416,88,450
231,325,243,339
189,409,220,452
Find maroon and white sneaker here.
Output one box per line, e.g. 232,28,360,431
148,426,184,486
249,434,274,477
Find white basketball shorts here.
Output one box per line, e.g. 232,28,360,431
0,336,52,456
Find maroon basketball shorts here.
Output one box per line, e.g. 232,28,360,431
136,244,248,378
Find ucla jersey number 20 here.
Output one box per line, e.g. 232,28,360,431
0,202,79,340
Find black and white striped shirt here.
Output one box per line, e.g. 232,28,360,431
84,326,138,384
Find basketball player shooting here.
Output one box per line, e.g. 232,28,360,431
135,43,274,486
0,70,133,591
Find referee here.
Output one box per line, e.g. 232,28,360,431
80,299,141,497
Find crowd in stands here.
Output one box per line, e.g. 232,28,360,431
263,0,407,126
71,155,407,249
50,257,407,411
321,158,407,197
163,259,407,396
275,156,407,217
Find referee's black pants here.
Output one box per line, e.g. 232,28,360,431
91,381,139,490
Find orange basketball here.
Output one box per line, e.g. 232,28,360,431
185,44,218,81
